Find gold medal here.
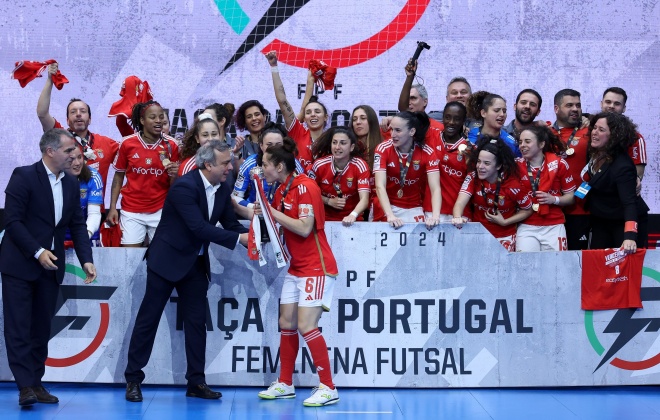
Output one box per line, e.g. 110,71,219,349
161,158,171,166
532,203,540,212
565,148,574,156
457,144,467,153
397,189,403,198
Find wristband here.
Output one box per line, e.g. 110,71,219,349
554,196,560,205
350,211,358,218
624,221,638,233
270,66,279,73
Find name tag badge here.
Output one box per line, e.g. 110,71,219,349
574,182,591,199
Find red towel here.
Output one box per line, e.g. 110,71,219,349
308,59,337,91
581,248,646,310
108,75,153,118
99,222,122,247
11,59,68,90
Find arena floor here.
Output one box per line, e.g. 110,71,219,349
1,383,659,419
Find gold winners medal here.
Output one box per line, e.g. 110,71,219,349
532,203,540,212
457,144,467,154
565,148,575,156
161,158,171,166
397,189,404,198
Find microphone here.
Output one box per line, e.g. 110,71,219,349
411,41,430,62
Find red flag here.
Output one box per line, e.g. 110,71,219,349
108,76,153,118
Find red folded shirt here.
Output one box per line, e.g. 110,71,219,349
108,75,153,118
12,59,68,90
309,59,337,91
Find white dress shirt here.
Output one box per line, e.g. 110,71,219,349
35,160,65,258
199,172,220,255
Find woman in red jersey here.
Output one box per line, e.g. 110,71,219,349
374,111,441,229
266,50,328,170
255,139,339,407
309,127,370,226
350,105,385,221
107,101,179,246
515,125,576,252
452,138,532,252
178,117,222,176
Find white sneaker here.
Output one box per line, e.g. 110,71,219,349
258,381,296,399
302,383,339,407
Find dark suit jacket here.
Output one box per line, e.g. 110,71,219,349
146,169,248,282
586,152,649,224
0,161,93,283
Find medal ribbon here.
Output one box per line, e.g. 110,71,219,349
526,159,544,194
480,177,502,213
332,158,346,198
397,146,414,192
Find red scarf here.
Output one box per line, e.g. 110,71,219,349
12,59,68,89
309,59,337,90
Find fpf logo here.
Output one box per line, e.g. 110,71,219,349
218,0,430,72
45,264,117,368
585,267,660,372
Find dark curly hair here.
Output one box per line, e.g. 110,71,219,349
519,125,566,155
588,112,638,161
180,117,220,160
130,100,162,132
311,127,366,160
468,137,520,179
236,99,267,131
466,91,505,121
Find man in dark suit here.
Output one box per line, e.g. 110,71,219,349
0,128,97,406
124,140,249,402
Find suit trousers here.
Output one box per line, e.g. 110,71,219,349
125,257,209,385
2,271,60,389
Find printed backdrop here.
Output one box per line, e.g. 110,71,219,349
0,0,658,210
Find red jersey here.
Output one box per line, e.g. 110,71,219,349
460,172,532,238
424,135,471,215
549,124,589,215
178,156,197,177
308,155,370,221
517,154,576,226
272,174,338,277
581,249,645,310
112,133,179,213
628,132,647,165
287,119,314,170
373,140,439,209
53,119,119,195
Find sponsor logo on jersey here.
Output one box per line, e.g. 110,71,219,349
604,249,626,267
428,159,440,166
387,162,396,168
547,160,559,172
131,167,165,177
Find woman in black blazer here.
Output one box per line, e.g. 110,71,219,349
584,112,648,252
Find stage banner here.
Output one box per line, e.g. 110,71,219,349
1,222,660,388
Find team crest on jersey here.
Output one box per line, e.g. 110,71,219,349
571,138,580,146
346,177,353,187
145,158,152,165
96,149,104,158
413,160,420,170
498,195,505,206
457,153,463,162
443,154,449,162
80,189,87,199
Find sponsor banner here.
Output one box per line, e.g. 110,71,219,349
0,0,658,212
1,223,660,387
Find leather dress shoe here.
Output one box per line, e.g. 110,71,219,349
19,387,37,406
125,382,143,402
33,386,59,403
186,383,222,399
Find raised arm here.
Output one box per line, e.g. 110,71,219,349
298,70,315,122
266,50,297,129
36,63,58,131
397,59,417,112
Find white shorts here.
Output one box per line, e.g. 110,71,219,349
120,209,162,245
280,273,336,312
496,234,516,252
426,213,456,224
516,223,567,252
392,206,425,223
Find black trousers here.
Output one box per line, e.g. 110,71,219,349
125,258,209,385
589,215,649,249
565,214,590,250
2,271,59,389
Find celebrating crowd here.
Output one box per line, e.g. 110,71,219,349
0,51,649,408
